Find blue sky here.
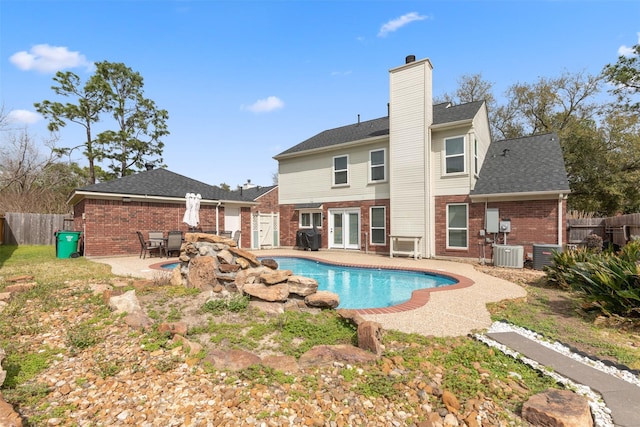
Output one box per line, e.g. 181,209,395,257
1,0,639,188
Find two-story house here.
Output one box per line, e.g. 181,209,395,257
275,55,570,261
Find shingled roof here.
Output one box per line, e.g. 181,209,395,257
71,168,255,202
230,184,277,200
275,101,484,157
470,133,570,196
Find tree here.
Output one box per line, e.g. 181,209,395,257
94,61,169,177
34,71,109,184
491,71,603,141
0,128,89,213
219,182,231,191
603,43,640,112
35,61,169,182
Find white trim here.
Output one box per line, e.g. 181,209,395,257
368,148,387,183
332,154,350,187
446,203,468,249
443,135,466,175
298,210,322,229
369,206,386,246
273,135,388,160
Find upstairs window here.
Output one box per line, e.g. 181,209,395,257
369,149,386,182
445,136,465,174
333,155,349,186
474,139,479,176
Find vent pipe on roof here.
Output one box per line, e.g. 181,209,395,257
406,55,416,64
144,162,154,171
357,114,360,125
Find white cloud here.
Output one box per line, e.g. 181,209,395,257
242,96,284,113
618,32,640,57
9,44,93,73
378,12,429,38
331,70,353,77
7,109,41,125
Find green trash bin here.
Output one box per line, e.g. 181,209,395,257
56,231,81,259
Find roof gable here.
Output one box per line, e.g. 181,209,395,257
470,133,571,196
74,168,254,202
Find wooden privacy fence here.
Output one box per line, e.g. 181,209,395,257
2,212,73,245
567,213,640,248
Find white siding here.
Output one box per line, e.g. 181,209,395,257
389,58,433,256
278,142,390,205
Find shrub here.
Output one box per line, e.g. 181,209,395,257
585,233,603,253
545,239,640,317
544,246,599,289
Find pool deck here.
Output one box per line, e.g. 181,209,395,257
91,248,526,337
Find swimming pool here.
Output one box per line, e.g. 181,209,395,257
160,257,458,309
264,257,456,309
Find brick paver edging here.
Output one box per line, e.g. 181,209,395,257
149,255,475,315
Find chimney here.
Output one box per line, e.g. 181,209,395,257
144,162,154,171
405,55,416,64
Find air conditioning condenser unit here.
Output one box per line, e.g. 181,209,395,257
493,245,524,268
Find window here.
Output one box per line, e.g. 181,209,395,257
370,206,386,245
300,211,322,228
444,136,465,174
447,204,468,249
474,139,479,176
369,149,386,182
333,155,349,186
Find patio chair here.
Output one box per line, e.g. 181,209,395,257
220,230,232,238
148,231,164,249
136,231,161,259
232,230,241,245
164,230,183,258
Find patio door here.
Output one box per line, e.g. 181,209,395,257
329,209,360,250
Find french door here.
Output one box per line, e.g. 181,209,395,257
329,209,360,250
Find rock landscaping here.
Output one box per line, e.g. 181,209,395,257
0,241,598,427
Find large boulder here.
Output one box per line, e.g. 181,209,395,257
0,392,22,427
187,256,219,290
522,389,593,427
260,270,292,285
243,282,289,302
305,291,340,308
298,344,378,368
204,349,261,371
287,275,318,297
357,320,384,356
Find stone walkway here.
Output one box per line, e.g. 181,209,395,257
486,329,640,427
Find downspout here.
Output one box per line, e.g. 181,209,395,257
216,201,221,235
557,194,563,247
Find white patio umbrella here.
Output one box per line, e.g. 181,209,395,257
182,193,199,229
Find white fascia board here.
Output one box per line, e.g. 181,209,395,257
430,119,473,130
469,190,570,203
67,191,257,206
273,135,388,161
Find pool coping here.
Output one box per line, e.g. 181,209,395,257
148,255,475,315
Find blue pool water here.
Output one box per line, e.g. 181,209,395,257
162,257,457,309
272,257,456,309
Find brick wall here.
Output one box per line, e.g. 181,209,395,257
252,187,279,213
435,196,566,259
279,199,391,255
76,199,249,257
